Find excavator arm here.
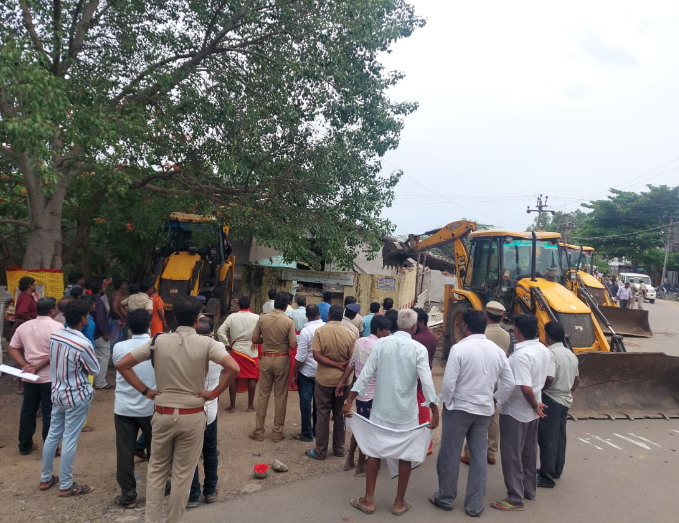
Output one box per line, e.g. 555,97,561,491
382,220,477,278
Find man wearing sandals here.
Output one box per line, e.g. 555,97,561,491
111,309,156,509
491,314,549,512
430,310,515,516
39,300,100,497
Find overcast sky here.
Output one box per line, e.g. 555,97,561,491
380,0,679,236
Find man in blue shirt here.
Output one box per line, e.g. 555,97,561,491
361,302,380,337
111,309,156,508
317,291,332,322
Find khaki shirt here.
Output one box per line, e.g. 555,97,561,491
311,321,356,387
341,317,360,341
217,310,260,358
122,293,153,312
350,314,364,335
252,309,296,354
130,326,228,409
485,323,510,354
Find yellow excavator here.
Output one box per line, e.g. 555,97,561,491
559,243,651,337
151,213,235,324
382,222,679,420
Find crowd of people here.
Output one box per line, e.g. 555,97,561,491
6,276,580,521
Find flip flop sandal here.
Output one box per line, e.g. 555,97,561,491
392,500,412,516
429,495,453,511
305,449,325,460
114,495,136,509
491,500,524,511
59,483,95,497
351,497,375,514
39,475,59,491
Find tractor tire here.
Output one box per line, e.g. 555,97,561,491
443,300,472,361
206,298,221,324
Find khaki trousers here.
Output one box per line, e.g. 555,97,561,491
464,407,499,460
145,410,206,523
254,355,290,438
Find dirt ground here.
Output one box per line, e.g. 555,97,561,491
0,342,447,523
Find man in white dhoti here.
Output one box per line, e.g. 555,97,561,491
343,309,439,516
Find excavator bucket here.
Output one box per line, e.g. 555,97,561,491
381,241,411,269
597,305,652,337
570,352,679,420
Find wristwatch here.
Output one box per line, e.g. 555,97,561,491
142,387,149,397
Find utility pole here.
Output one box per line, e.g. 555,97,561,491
661,217,674,286
527,194,555,231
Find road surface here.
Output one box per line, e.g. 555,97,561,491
187,299,679,523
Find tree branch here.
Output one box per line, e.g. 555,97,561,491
0,219,30,227
53,0,62,74
119,0,256,107
19,0,49,63
129,171,177,189
63,0,101,73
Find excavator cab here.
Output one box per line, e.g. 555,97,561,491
152,213,235,324
559,243,651,338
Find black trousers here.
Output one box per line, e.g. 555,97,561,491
537,394,569,486
18,382,52,454
115,413,153,503
190,417,219,501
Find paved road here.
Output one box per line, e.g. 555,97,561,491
187,300,679,523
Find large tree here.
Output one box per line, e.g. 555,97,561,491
0,0,423,269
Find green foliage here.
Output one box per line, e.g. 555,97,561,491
0,0,424,270
568,185,679,274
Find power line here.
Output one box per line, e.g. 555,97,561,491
570,223,669,241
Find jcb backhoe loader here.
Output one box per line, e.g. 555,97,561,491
382,224,679,420
151,213,235,325
559,243,651,337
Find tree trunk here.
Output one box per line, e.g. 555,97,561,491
21,198,64,269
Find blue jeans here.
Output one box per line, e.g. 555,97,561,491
41,400,91,490
189,418,218,502
297,373,316,439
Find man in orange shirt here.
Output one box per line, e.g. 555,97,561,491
150,289,167,336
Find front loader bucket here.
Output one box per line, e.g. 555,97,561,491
597,305,652,338
570,352,679,420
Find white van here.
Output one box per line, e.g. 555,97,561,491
617,273,656,303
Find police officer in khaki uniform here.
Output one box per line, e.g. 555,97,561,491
116,297,240,523
249,292,297,442
462,301,511,466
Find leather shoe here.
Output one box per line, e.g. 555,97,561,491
205,490,218,504
272,434,285,443
487,457,496,465
460,454,471,466
186,500,200,509
248,431,264,442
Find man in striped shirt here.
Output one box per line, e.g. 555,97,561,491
39,300,99,497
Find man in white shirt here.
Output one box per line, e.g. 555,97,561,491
261,288,276,314
291,304,323,442
617,282,632,308
217,296,260,413
111,309,157,508
187,321,224,508
537,321,579,489
431,310,514,516
491,314,550,512
286,295,308,332
343,309,439,517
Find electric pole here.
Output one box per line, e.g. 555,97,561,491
527,194,555,231
661,217,674,286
